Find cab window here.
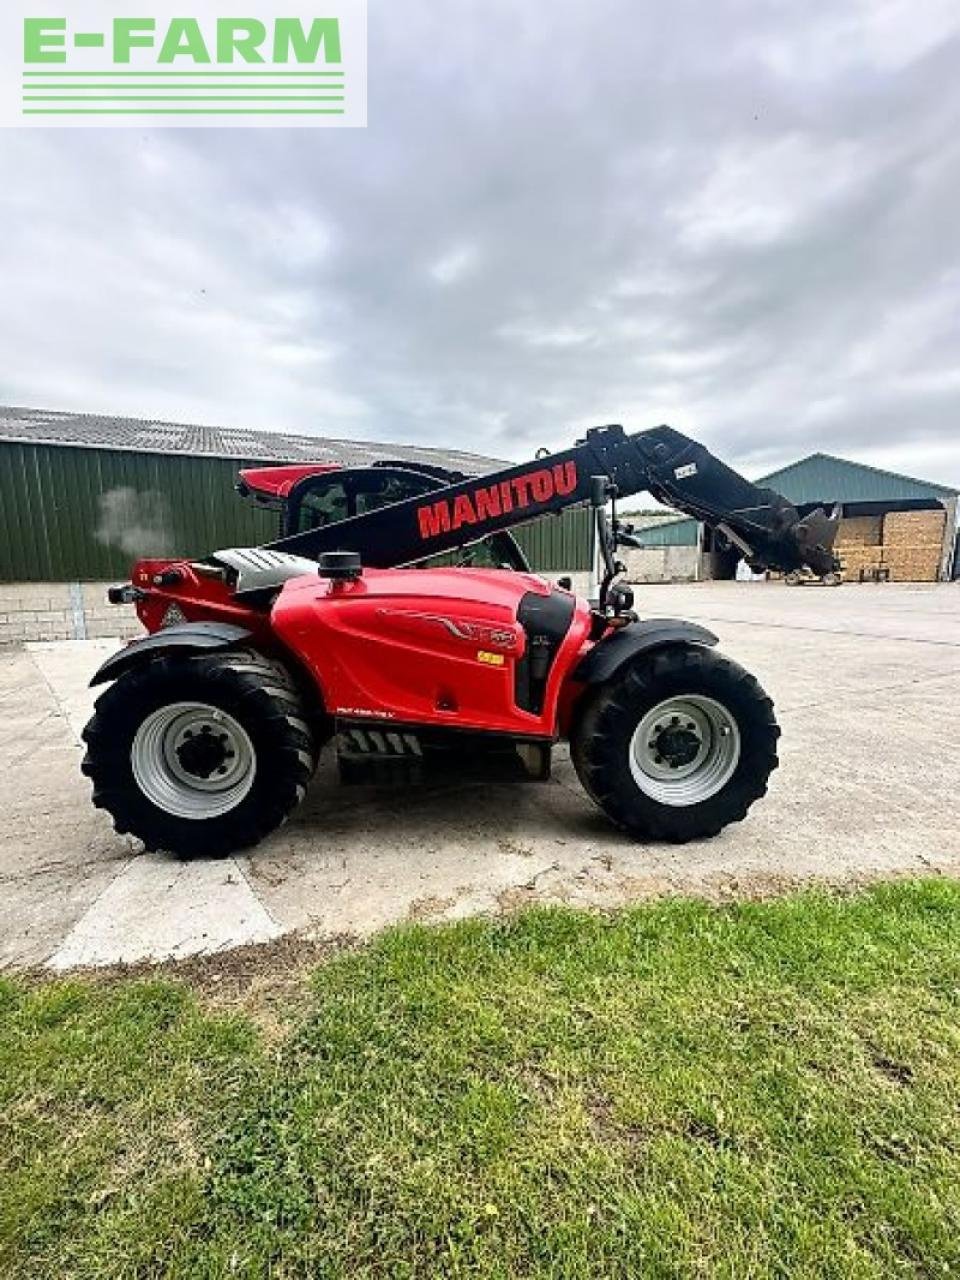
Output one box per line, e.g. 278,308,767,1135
292,479,348,533
286,468,436,537
355,472,438,514
419,534,528,571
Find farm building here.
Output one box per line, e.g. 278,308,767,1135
629,452,959,583
0,405,592,583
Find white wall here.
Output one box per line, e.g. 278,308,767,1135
620,545,700,583
0,583,141,645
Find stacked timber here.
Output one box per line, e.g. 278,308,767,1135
881,510,945,581
835,515,882,579
831,509,945,581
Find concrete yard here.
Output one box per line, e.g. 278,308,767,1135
1,580,958,970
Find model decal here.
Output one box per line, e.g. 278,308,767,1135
376,609,518,648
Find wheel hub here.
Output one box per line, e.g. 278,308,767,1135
630,695,741,807
650,718,702,769
175,725,233,780
131,702,256,820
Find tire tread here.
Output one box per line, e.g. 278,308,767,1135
571,644,779,843
81,648,318,857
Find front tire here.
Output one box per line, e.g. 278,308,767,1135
571,645,779,842
82,649,317,857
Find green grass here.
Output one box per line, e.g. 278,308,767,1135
3,881,960,1277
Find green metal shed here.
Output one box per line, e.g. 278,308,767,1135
0,406,592,581
630,516,699,547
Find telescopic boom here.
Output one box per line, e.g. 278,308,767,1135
268,424,839,576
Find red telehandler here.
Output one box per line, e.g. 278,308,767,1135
82,424,839,856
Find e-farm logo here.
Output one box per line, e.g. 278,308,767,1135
2,1,366,126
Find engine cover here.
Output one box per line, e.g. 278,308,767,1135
270,566,592,737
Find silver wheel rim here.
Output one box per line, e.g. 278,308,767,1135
629,695,741,807
131,701,256,820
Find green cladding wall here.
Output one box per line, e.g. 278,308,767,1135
0,441,592,581
0,442,277,581
631,517,699,547
511,507,592,572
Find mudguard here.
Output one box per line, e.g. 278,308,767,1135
89,621,253,686
572,618,718,685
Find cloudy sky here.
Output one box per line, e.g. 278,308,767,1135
2,0,959,483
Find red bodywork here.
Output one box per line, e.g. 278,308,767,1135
130,558,595,740
238,463,341,499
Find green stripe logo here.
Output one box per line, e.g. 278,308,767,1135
8,3,367,127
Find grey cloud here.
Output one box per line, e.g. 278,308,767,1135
1,0,959,484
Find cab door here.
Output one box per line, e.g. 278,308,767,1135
284,467,531,572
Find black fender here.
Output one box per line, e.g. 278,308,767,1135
89,621,254,686
572,618,718,685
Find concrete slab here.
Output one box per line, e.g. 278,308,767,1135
0,582,957,970
26,638,120,744
47,853,280,969
0,646,131,969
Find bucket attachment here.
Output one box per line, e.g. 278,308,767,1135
790,505,841,576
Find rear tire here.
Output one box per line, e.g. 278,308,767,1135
571,645,779,842
82,649,317,857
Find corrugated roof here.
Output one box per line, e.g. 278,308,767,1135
758,452,956,504
0,405,507,475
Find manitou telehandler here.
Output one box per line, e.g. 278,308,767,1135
82,424,839,856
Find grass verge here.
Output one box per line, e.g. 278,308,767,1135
3,879,960,1277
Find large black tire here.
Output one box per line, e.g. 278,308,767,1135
82,648,317,857
570,645,779,843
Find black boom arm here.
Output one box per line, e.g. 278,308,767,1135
268,424,839,575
